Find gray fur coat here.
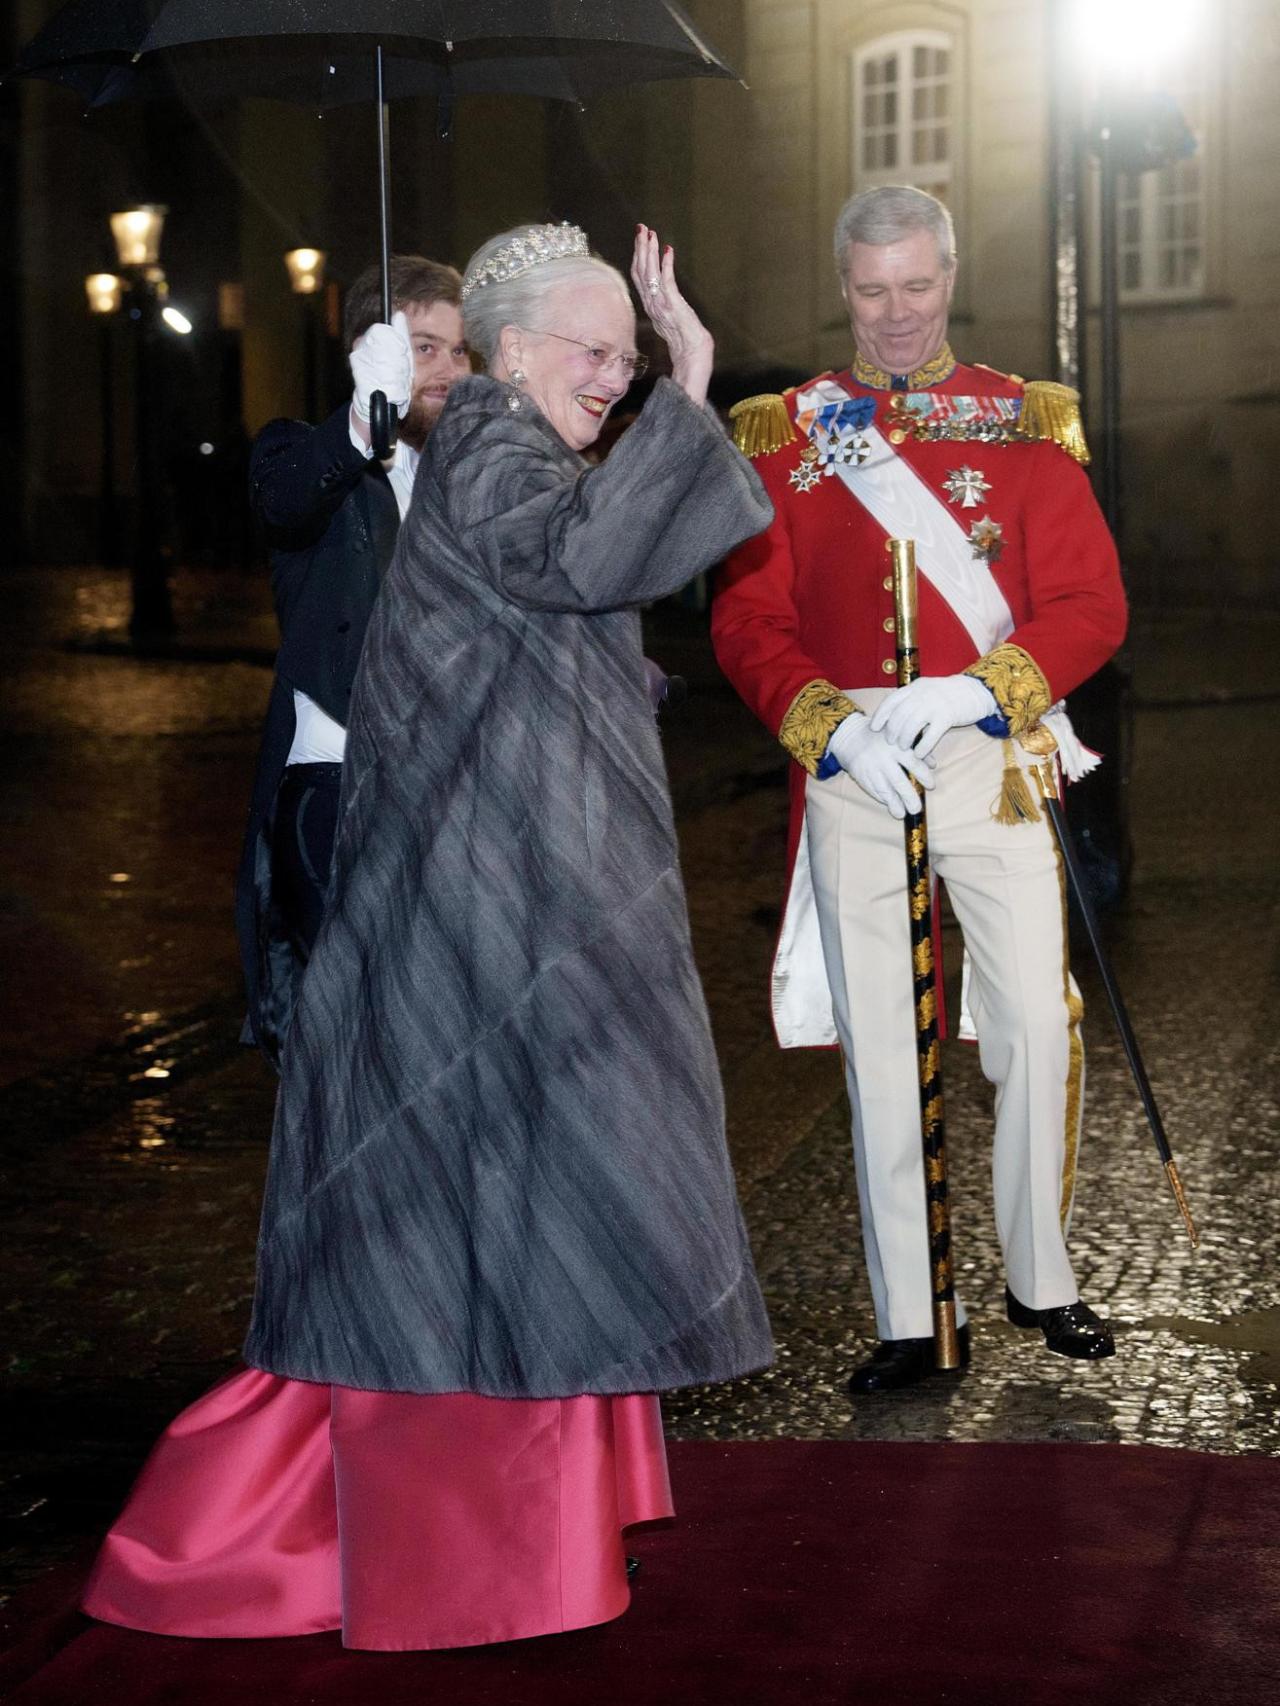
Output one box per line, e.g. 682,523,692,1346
243,374,775,1396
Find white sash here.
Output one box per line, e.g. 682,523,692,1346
794,378,1013,656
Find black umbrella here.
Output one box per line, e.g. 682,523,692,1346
11,0,739,452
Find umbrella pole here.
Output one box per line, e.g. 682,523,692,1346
376,44,391,323
369,43,395,458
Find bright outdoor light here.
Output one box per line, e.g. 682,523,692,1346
110,204,168,269
1071,0,1200,78
85,272,124,315
284,246,327,295
161,305,193,335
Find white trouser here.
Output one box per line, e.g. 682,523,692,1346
805,693,1084,1341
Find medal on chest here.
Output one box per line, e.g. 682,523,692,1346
788,395,877,495
967,515,1006,563
888,391,1021,447
942,465,992,508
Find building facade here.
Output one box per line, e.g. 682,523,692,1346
4,0,1278,605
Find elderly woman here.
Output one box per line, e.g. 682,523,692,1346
82,225,774,1653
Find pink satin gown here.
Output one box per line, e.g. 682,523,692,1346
81,1368,672,1651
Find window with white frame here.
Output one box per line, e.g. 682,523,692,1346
1116,58,1206,300
853,31,955,204
1118,151,1204,300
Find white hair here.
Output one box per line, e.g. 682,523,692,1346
833,185,956,281
461,226,632,368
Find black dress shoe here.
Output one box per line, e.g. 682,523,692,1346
847,1323,970,1395
1006,1287,1115,1358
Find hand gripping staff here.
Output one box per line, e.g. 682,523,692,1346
1019,733,1199,1249
888,538,962,1369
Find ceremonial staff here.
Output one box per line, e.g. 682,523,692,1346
888,538,962,1368
1023,743,1199,1248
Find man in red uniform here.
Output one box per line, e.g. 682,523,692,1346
713,185,1128,1393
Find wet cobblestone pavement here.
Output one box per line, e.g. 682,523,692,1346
1,566,1278,1599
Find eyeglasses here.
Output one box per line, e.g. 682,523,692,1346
523,327,649,383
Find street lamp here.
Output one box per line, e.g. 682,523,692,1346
86,272,124,567
285,246,328,421
284,246,326,295
1071,0,1199,79
85,272,123,316
111,203,174,640
1048,0,1200,905
110,204,166,270
1069,0,1200,533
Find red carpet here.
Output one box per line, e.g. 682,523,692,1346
1,1440,1276,1705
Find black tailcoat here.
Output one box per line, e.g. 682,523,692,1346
236,402,400,1066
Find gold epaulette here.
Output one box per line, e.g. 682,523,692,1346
729,393,796,459
1015,379,1090,466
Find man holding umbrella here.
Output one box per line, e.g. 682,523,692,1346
236,256,470,1070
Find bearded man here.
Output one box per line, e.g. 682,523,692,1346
237,256,470,1068
713,186,1127,1393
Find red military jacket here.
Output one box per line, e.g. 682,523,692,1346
712,350,1128,765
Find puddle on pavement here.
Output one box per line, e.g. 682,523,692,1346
1145,1307,1280,1387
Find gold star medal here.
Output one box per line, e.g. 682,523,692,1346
967,515,1005,563
943,466,991,509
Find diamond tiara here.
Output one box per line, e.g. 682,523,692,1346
460,222,592,300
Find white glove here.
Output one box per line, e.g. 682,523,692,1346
869,674,997,759
827,712,935,819
349,309,413,422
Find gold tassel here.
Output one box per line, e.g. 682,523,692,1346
1016,380,1091,465
992,740,1042,825
729,393,796,459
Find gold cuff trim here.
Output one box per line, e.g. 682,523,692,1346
1016,380,1091,465
965,643,1052,738
729,393,796,459
779,679,857,774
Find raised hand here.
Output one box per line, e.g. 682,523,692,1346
631,224,714,408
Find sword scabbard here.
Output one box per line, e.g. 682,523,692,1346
1031,755,1199,1251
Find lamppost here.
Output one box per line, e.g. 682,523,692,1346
1075,0,1198,536
85,271,123,568
110,203,176,640
1048,0,1198,904
284,246,328,422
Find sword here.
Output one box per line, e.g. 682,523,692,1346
1023,740,1199,1248
888,538,962,1368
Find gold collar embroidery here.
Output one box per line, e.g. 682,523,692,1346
852,343,957,392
